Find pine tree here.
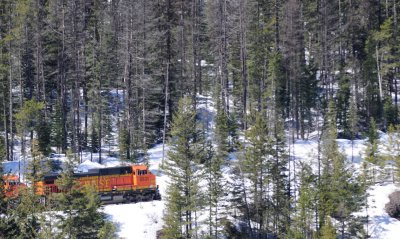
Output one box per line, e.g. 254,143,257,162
318,101,366,237
118,127,130,162
320,217,337,239
51,102,64,153
317,101,337,228
27,139,46,186
384,98,398,127
54,157,78,237
36,116,51,156
162,96,203,239
54,157,115,238
97,221,118,239
10,155,47,239
348,95,359,162
15,99,45,163
0,136,45,238
337,69,351,137
271,118,290,237
241,112,273,237
215,106,230,158
205,103,230,238
91,117,100,156
162,184,185,239
205,142,225,238
363,117,381,183
11,188,43,238
0,151,13,238
0,136,6,163
384,124,400,183
372,17,400,126
290,162,317,239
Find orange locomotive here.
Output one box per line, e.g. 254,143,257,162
3,164,161,204
2,175,26,198
37,164,161,203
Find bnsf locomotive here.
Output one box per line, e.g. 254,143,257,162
3,175,26,198
3,164,161,204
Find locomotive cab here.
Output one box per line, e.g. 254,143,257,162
131,165,160,200
3,175,26,198
132,165,157,187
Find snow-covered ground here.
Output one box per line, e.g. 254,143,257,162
366,184,400,239
99,137,400,239
103,144,168,239
104,201,164,239
2,94,400,238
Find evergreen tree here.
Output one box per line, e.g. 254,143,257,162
0,136,6,162
320,217,337,239
36,116,52,156
271,118,290,237
362,38,382,121
241,112,273,237
318,101,366,237
54,157,116,238
205,134,226,237
363,117,382,183
0,150,13,238
337,69,351,137
214,106,230,158
384,124,400,183
15,99,45,161
51,102,64,153
162,96,204,239
205,101,230,239
10,146,47,239
348,95,359,162
11,188,43,239
27,139,46,185
384,98,398,127
1,135,47,239
290,162,317,239
91,117,100,155
372,17,400,126
118,127,130,162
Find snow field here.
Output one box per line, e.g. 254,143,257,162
365,184,400,239
2,93,400,238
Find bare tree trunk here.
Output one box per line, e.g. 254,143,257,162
192,0,198,98
6,3,13,162
239,0,248,130
123,4,133,160
162,63,169,165
8,42,13,161
18,49,24,177
275,0,280,48
238,160,253,237
376,45,383,102
179,0,186,98
217,0,230,115
142,0,147,147
83,84,88,150
394,0,398,109
61,2,68,153
99,79,102,164
2,89,9,162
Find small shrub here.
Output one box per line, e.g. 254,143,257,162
385,191,400,220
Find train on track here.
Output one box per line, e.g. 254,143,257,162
3,164,161,204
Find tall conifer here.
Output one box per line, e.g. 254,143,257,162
162,96,203,239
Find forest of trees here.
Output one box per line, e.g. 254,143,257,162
0,0,398,160
0,0,400,238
